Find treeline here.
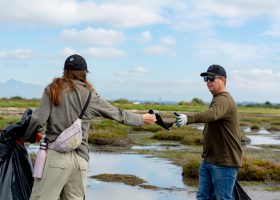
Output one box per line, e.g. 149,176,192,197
1,96,279,109
239,101,280,109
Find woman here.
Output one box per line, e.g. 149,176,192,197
23,54,156,200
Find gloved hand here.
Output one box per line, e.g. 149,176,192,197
174,112,188,127
148,110,174,130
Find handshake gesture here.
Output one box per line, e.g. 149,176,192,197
146,110,188,130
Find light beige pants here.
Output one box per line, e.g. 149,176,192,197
30,149,88,200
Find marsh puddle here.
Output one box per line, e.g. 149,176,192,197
241,127,280,146
28,145,196,200
87,151,196,200
131,143,187,151
246,135,280,145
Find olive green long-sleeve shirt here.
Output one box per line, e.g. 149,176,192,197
187,92,242,167
23,80,143,161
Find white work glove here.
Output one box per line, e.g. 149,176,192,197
174,112,188,127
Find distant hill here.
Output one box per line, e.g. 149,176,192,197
0,79,44,99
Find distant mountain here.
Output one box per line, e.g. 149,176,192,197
0,79,44,99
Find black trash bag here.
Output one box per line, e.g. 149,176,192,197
0,108,34,200
0,144,33,200
148,110,174,130
233,180,252,200
210,180,251,200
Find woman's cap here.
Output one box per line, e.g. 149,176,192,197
64,54,88,72
200,64,227,78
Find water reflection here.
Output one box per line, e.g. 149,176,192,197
87,151,196,200
88,151,184,188
131,144,187,151
246,135,280,145
27,145,196,200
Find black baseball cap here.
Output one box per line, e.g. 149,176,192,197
200,64,227,78
64,54,88,72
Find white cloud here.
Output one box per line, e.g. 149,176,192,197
140,30,152,43
142,35,176,56
194,38,275,66
61,27,125,46
160,35,176,46
229,68,279,102
85,47,125,58
60,47,78,57
0,48,33,59
263,21,280,37
143,45,175,56
0,0,167,28
117,66,148,77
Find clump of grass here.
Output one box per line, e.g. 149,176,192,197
88,119,129,145
182,159,201,178
151,126,202,145
238,158,280,181
182,158,280,182
0,116,21,130
131,124,162,132
239,121,252,127
250,124,260,130
152,131,185,141
241,135,251,144
267,126,280,131
270,120,280,126
91,174,146,186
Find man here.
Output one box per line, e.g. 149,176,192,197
175,65,242,200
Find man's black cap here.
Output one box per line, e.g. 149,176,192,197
64,54,88,72
200,64,227,78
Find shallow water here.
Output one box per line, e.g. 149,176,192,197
246,135,280,145
28,145,196,200
87,151,196,200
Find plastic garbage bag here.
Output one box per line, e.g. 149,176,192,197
233,180,252,200
0,143,33,200
210,180,251,200
0,108,34,200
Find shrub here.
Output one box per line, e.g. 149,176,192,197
182,159,201,178
238,158,280,181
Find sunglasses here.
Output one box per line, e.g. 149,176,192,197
203,76,221,82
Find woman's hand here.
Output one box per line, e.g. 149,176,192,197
142,113,157,124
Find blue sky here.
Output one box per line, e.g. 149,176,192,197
0,0,280,103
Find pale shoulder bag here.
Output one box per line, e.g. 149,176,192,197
48,91,91,153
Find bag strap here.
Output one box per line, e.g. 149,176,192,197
78,92,92,119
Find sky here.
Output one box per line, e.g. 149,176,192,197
0,0,280,103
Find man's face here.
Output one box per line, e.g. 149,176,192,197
204,75,225,95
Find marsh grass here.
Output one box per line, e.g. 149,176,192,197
238,159,280,181
91,174,146,186
182,158,280,182
182,159,200,178
130,124,162,132
151,126,203,145
88,120,129,145
0,116,20,129
0,98,39,108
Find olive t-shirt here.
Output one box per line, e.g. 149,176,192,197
187,92,242,167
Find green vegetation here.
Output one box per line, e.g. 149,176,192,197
182,159,200,178
91,174,146,186
0,116,20,129
238,159,280,181
182,158,280,182
1,97,280,183
88,119,129,146
0,97,39,108
151,126,203,145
